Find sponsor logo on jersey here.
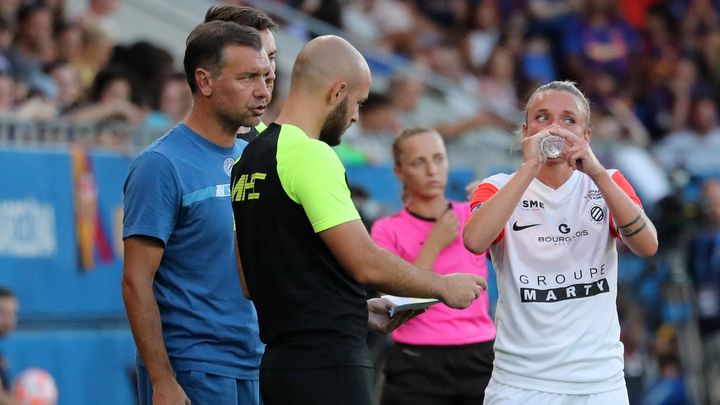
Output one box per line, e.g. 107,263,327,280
589,204,606,223
538,223,589,245
584,189,603,200
521,200,545,210
519,264,607,287
231,172,267,202
520,278,610,302
513,221,541,231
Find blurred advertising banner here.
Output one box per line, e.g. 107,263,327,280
71,146,113,271
0,148,130,317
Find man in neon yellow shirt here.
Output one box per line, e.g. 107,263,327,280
231,35,486,405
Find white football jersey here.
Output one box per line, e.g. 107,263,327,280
471,169,641,395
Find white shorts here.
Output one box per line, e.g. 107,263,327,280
484,377,629,405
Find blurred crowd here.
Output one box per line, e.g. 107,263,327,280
0,0,192,149
2,0,720,403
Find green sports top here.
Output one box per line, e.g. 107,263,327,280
230,123,370,369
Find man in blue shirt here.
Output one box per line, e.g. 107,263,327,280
121,21,271,405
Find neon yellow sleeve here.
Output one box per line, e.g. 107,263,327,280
277,127,360,233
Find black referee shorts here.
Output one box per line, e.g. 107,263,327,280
381,340,495,405
260,366,374,405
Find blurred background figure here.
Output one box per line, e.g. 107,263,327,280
372,128,495,405
0,286,18,403
653,94,720,176
688,179,720,404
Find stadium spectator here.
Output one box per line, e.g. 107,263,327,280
73,24,113,92
0,287,18,405
343,91,401,164
653,94,720,176
7,2,54,97
688,179,720,403
561,0,639,86
47,60,83,115
67,66,144,134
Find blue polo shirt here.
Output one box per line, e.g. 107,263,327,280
123,123,262,379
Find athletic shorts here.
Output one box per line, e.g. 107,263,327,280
260,366,373,405
381,340,494,405
136,363,260,405
484,377,629,405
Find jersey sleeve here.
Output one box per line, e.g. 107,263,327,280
468,181,504,243
469,181,500,212
370,217,400,255
609,170,644,237
280,140,360,233
122,151,181,245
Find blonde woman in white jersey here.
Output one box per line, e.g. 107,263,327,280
464,81,658,405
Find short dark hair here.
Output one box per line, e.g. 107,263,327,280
17,1,48,25
88,65,139,103
183,21,263,94
204,5,278,31
360,92,393,114
0,287,15,300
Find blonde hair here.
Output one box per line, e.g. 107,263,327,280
524,80,591,129
392,126,439,167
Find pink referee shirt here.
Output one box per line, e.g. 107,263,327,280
371,201,496,346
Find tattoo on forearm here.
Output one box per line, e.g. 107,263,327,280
618,213,642,230
621,221,647,237
617,212,646,238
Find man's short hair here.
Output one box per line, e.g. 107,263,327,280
360,92,393,115
204,6,278,32
183,20,263,94
0,287,15,300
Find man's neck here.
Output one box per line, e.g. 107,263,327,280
275,95,324,139
184,107,237,148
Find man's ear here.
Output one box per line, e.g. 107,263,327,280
521,122,528,137
195,68,213,97
584,127,592,142
328,81,347,106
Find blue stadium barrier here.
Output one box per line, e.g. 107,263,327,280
0,148,129,318
0,148,134,404
1,328,136,405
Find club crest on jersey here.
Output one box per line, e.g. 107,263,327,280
589,204,606,224
223,158,234,176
